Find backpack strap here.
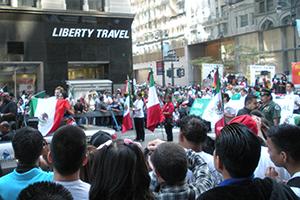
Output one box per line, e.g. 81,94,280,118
287,177,300,188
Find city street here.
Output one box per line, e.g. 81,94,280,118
118,127,180,147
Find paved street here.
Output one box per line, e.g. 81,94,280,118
117,127,180,147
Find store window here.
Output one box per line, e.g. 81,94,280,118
68,63,109,80
0,64,39,97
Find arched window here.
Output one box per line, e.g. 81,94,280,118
261,19,274,30
281,15,291,25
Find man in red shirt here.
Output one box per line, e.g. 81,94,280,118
162,95,174,141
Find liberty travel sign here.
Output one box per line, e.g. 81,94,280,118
51,27,130,39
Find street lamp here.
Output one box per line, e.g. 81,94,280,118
291,1,298,63
156,30,168,87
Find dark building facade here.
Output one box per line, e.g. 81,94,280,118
0,9,134,96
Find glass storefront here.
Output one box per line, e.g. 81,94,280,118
68,62,109,80
0,63,42,97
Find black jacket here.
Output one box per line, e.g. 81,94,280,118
198,178,298,200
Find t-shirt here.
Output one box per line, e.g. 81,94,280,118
133,99,144,118
56,179,90,200
254,146,290,181
0,168,53,200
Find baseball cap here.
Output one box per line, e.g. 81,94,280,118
260,88,271,96
228,115,258,135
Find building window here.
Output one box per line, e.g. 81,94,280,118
18,0,37,7
240,14,248,27
89,0,105,11
261,19,274,30
266,0,274,11
236,16,238,28
259,1,265,13
66,0,82,10
0,0,9,5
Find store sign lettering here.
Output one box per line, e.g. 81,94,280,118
52,27,130,39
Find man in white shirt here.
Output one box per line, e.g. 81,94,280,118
48,125,90,200
286,82,300,114
133,92,145,142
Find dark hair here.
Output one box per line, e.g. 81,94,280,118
286,82,294,88
12,127,43,165
89,139,153,200
178,115,209,144
90,131,112,147
17,181,73,200
244,94,257,106
50,125,87,176
150,142,187,185
250,109,265,118
222,93,230,102
267,124,300,162
216,123,261,178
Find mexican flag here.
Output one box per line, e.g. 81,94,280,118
30,97,68,136
201,68,223,130
147,69,164,132
122,77,133,133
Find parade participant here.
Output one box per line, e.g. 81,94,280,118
89,139,154,200
198,123,298,200
259,88,281,126
162,95,174,141
133,92,145,142
54,86,75,126
237,94,258,116
48,125,90,200
285,82,300,114
267,125,300,197
0,127,53,200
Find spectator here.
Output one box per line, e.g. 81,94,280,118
198,123,297,200
48,125,90,200
178,115,222,185
0,92,17,123
148,141,214,199
227,115,290,181
237,94,258,116
17,181,73,200
0,127,53,200
259,88,281,126
89,139,154,200
267,125,300,197
162,95,175,141
0,121,15,141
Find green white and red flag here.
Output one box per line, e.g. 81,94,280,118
30,97,68,136
122,76,133,133
147,69,164,131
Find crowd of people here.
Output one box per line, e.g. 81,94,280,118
0,113,299,199
0,73,300,199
